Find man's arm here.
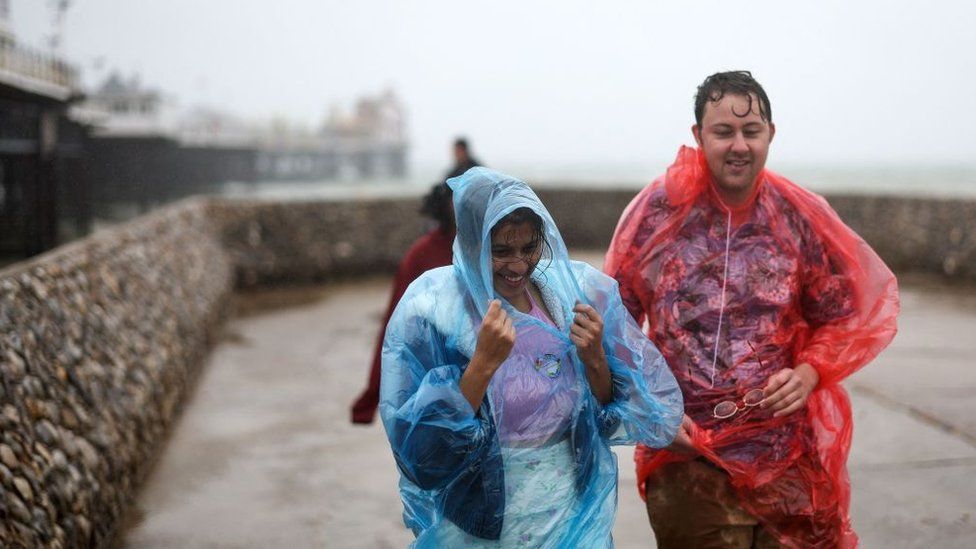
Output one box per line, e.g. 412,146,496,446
791,205,898,388
605,186,670,327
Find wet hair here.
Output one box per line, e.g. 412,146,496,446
419,182,454,230
491,207,542,238
694,71,772,127
490,207,553,272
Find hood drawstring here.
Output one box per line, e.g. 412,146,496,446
709,207,733,388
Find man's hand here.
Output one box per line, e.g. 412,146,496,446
667,414,699,456
761,363,819,417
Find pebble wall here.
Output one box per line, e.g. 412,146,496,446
216,189,976,284
215,197,430,288
0,199,232,547
828,194,976,279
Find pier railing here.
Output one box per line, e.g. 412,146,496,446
0,41,79,97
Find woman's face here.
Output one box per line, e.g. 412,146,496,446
490,221,542,303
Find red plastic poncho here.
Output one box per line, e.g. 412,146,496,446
605,146,900,548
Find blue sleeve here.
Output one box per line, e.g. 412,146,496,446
577,263,684,448
378,284,493,491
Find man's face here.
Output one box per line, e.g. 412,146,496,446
454,144,469,164
692,93,775,205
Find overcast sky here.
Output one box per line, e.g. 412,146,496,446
10,0,976,171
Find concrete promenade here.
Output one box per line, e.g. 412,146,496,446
121,253,976,548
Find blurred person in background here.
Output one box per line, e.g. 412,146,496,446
605,70,899,548
350,182,455,424
444,136,482,180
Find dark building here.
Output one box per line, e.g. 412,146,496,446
0,22,87,260
74,73,262,213
75,76,410,216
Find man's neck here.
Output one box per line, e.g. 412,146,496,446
713,187,754,208
710,175,764,211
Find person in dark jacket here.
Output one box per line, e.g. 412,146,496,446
444,137,482,180
350,182,455,424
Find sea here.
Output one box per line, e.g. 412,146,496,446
213,161,976,202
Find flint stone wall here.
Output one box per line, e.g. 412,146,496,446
0,198,232,547
541,190,976,279
215,198,430,288
219,189,976,285
215,189,638,288
0,188,973,548
827,195,976,279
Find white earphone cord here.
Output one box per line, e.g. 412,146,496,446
709,208,732,388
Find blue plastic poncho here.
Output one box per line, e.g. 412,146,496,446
379,168,683,547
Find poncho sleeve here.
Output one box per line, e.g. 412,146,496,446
776,179,900,387
604,185,656,326
574,262,684,448
379,279,493,491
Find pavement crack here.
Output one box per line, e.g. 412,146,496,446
853,456,976,472
850,382,976,449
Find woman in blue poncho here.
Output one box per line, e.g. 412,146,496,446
379,168,684,547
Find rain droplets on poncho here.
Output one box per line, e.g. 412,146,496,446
605,147,899,549
379,167,684,547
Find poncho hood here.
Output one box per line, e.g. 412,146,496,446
448,167,581,325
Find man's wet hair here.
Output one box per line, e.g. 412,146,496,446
694,71,772,127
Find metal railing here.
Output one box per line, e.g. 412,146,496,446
0,41,78,90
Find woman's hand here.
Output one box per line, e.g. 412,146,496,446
461,300,515,411
472,299,516,372
761,363,819,417
571,303,612,404
571,303,607,368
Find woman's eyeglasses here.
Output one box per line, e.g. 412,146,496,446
712,342,767,420
491,244,542,265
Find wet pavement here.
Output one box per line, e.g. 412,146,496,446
121,255,976,548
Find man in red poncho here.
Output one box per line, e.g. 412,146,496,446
605,71,899,548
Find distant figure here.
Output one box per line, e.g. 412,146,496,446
350,182,455,424
444,137,482,180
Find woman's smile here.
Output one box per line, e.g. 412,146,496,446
491,221,541,302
